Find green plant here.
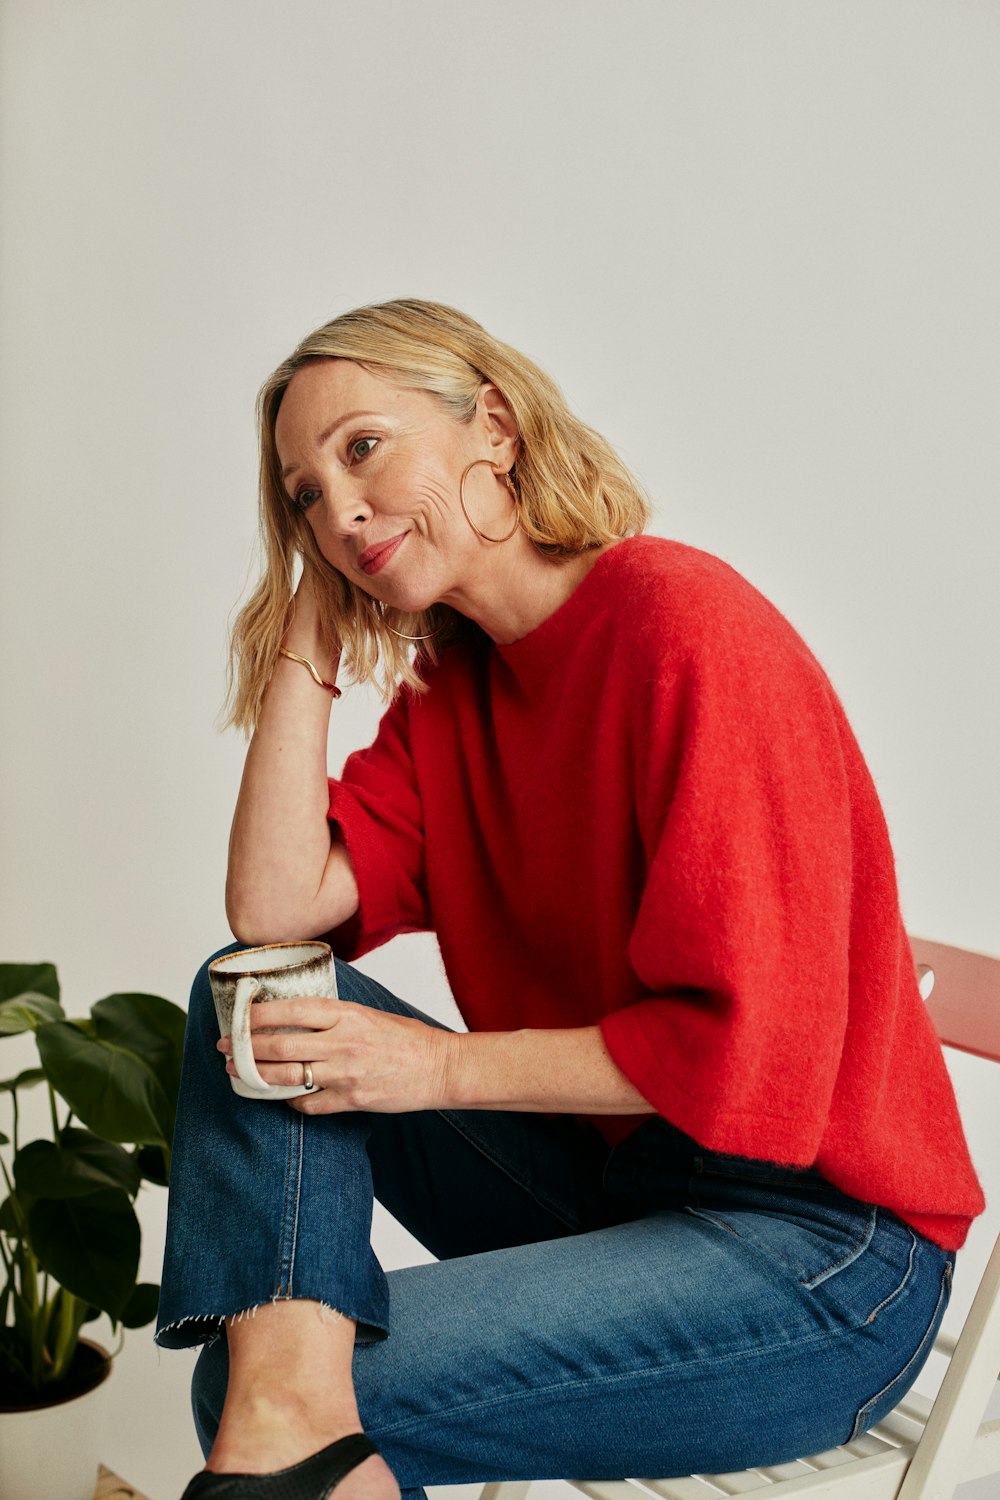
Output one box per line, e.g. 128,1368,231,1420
0,962,186,1401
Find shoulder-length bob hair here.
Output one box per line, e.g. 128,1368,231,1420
226,298,651,732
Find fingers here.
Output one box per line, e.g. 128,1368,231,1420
220,1027,324,1064
216,997,343,1053
290,1089,337,1114
248,997,343,1030
217,1003,440,1114
225,1056,319,1090
217,996,350,1093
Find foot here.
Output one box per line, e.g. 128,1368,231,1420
207,1403,399,1500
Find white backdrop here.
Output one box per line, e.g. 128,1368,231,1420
1,3,998,1497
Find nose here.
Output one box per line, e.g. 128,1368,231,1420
323,482,373,536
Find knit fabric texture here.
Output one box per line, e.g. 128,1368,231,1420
326,537,984,1249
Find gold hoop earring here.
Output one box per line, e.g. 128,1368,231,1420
459,459,520,544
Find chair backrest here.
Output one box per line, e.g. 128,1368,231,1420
910,935,1000,1062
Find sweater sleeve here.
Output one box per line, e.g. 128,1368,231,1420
325,688,431,959
599,604,863,1165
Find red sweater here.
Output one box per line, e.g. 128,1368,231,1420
327,536,983,1249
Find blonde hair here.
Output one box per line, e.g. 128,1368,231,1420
226,298,652,732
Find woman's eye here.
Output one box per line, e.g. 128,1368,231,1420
349,436,380,463
291,487,321,514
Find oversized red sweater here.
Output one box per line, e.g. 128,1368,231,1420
327,536,983,1250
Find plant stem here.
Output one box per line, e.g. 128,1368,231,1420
50,1286,89,1382
47,1082,60,1141
17,1239,45,1387
0,1234,13,1330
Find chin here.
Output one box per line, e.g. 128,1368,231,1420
357,582,438,617
381,578,447,617
394,597,443,618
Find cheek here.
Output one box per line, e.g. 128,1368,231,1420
303,511,329,548
303,513,349,568
407,469,459,525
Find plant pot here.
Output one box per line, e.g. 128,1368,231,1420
0,1339,112,1500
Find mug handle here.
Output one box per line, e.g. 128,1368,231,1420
230,976,273,1093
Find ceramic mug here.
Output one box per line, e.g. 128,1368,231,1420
208,941,337,1099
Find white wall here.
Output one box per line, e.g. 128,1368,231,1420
1,3,998,1497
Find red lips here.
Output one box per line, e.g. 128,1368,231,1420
358,533,408,575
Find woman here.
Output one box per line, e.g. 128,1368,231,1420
157,299,983,1500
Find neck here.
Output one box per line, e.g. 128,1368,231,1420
442,535,612,644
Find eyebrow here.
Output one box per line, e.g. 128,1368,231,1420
280,410,382,481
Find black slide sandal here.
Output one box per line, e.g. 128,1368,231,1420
179,1432,379,1500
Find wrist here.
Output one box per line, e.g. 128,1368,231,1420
277,647,341,697
435,1027,656,1114
283,583,337,666
279,602,341,687
281,623,338,671
435,1030,467,1110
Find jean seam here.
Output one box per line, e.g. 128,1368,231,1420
849,1256,951,1441
686,1207,739,1236
802,1206,879,1288
275,1111,304,1297
435,1110,581,1232
363,1318,871,1443
685,1202,880,1288
864,1230,918,1324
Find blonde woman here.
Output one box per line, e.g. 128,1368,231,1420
157,300,982,1500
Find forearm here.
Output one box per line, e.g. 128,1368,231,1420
442,1025,656,1115
226,609,358,943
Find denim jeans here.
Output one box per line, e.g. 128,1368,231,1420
157,947,953,1498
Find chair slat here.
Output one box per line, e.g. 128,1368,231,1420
894,1391,933,1426
698,1471,774,1493
868,1408,924,1445
732,1447,911,1495
479,1486,531,1500
572,1483,669,1500
838,1434,894,1459
632,1479,732,1499
798,1448,860,1470
754,1463,814,1482
909,938,1000,1062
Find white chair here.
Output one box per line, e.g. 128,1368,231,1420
479,937,1000,1500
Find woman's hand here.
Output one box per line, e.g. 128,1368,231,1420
283,567,341,678
219,999,658,1116
218,997,455,1114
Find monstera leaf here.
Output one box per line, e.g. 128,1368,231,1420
15,1131,142,1199
27,1188,140,1320
0,963,60,1005
36,1021,174,1148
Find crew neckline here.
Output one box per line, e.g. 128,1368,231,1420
493,536,642,682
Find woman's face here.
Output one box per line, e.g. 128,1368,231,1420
273,359,519,614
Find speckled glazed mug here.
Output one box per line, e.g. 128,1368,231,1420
208,941,337,1099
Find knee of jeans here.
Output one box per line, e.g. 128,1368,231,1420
333,956,374,1004
191,1337,229,1457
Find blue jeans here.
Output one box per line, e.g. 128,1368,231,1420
157,948,953,1497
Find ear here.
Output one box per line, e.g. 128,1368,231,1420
476,383,521,469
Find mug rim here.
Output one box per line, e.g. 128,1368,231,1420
209,940,332,977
